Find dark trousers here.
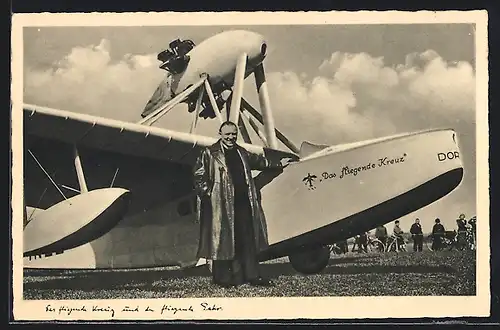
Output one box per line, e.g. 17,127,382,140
432,235,443,251
361,242,368,253
338,241,348,253
413,235,423,251
457,230,468,249
212,194,260,285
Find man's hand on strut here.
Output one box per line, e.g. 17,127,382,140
280,157,295,168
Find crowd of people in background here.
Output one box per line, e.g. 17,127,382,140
333,213,477,254
428,214,477,251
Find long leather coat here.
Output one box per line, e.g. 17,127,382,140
193,140,281,260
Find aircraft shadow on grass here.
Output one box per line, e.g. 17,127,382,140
23,255,456,294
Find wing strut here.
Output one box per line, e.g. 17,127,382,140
228,53,247,125
110,168,120,188
190,84,205,133
28,149,67,200
27,187,47,224
241,109,268,146
204,79,224,124
241,98,300,154
73,145,88,193
138,75,208,126
237,115,253,144
254,63,278,149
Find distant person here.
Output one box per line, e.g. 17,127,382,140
352,235,361,253
456,213,468,249
431,218,445,251
359,232,368,253
468,216,477,248
337,239,349,254
456,213,468,232
375,224,388,247
410,218,424,252
393,220,404,251
352,234,367,253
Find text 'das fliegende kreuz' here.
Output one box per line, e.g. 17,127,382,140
302,153,407,190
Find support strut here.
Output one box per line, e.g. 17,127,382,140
228,53,247,125
241,109,268,146
237,115,252,144
254,63,278,149
138,75,207,126
73,145,88,193
190,86,205,133
28,149,67,200
241,98,300,154
204,79,224,124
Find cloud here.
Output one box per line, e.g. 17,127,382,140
24,39,165,123
24,39,475,144
265,49,475,147
404,57,475,114
24,38,225,137
261,71,377,145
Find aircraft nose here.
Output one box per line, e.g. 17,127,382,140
261,42,267,57
244,32,267,65
223,30,267,65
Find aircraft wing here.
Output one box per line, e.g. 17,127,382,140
23,104,286,167
22,104,298,269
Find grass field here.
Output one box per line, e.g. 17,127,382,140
23,250,476,299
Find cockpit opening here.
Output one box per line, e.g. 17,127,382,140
157,38,196,74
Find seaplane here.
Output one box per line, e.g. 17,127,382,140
22,30,464,275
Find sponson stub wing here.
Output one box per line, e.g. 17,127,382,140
299,141,330,158
23,104,295,167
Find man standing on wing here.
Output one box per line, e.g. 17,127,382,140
193,121,293,288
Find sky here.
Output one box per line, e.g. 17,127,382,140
22,24,477,233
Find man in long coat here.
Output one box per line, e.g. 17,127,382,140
193,121,293,287
431,218,445,251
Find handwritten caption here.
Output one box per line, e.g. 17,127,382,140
44,302,222,318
